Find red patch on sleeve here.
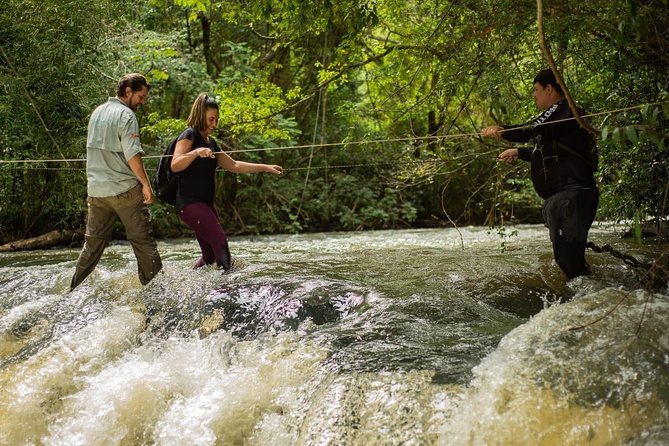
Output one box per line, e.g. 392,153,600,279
131,133,140,139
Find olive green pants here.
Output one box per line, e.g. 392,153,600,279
70,184,162,290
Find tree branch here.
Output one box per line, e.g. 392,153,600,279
0,45,68,163
234,46,398,125
536,0,600,136
248,25,278,41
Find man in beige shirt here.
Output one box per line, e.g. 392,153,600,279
70,73,162,291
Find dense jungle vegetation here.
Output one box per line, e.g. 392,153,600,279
0,0,667,242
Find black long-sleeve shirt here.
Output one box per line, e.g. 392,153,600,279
502,99,596,199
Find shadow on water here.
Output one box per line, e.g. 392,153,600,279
141,275,372,341
207,280,366,338
138,263,519,384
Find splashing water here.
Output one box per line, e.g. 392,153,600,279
0,225,667,445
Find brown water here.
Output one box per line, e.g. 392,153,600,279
0,225,667,445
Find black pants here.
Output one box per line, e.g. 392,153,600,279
542,187,599,279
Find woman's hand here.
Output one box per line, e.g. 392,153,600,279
195,147,216,158
262,164,283,175
265,165,283,175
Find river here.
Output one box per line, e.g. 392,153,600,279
0,225,667,445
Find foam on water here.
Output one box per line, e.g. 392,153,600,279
438,289,669,445
41,331,326,445
0,307,145,445
0,227,666,445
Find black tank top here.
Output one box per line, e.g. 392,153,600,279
174,127,222,211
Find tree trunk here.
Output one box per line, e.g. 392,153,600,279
199,13,221,77
0,229,84,252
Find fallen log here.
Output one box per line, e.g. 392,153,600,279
0,229,85,252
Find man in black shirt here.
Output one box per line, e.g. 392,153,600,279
482,69,599,279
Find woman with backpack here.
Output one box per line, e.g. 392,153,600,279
170,93,283,271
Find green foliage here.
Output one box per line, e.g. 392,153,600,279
215,79,298,139
1,0,668,243
307,174,418,231
597,97,669,221
0,0,130,239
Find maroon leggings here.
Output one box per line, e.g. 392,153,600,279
178,202,232,270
